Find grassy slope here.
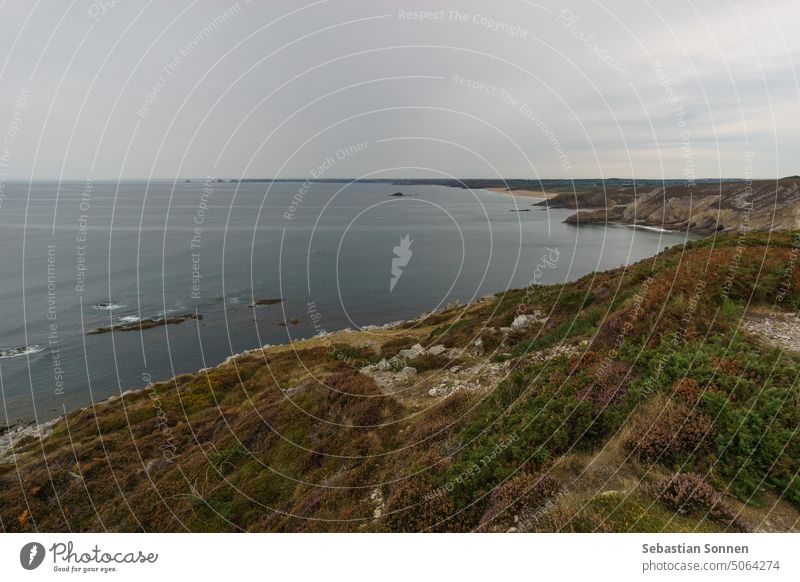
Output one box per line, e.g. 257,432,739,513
2,231,800,532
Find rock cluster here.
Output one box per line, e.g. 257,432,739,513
427,361,508,398
741,312,800,353
380,343,447,367
509,341,583,367
360,320,404,331
369,487,385,519
360,343,455,392
500,310,549,336
0,417,62,463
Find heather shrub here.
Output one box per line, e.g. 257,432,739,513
448,387,602,503
397,310,451,329
427,317,478,347
711,356,742,376
672,378,704,403
409,390,473,442
328,343,376,367
492,370,534,408
324,370,380,399
593,308,631,348
384,477,484,532
626,400,713,466
477,473,558,531
656,473,749,532
575,357,632,407
259,346,331,381
409,352,449,372
380,336,419,357
323,370,399,427
515,306,603,354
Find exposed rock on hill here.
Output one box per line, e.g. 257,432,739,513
544,177,800,234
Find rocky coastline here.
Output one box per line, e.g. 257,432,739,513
544,177,800,234
4,232,800,532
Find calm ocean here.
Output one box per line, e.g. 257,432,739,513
0,180,695,425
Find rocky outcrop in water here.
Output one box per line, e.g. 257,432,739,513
88,313,202,335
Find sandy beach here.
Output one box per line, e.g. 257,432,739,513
486,187,564,199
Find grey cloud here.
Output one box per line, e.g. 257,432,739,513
0,0,796,180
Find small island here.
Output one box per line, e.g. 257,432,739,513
88,313,202,335
0,345,42,359
248,297,283,307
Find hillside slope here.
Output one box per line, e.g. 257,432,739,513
542,177,800,234
2,232,800,532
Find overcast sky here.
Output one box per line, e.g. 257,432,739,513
0,0,797,180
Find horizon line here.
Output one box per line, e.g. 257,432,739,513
1,175,797,182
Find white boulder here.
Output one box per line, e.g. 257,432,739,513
511,314,534,332
447,348,465,360
398,366,417,380
398,349,420,360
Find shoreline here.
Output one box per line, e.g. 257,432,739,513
485,187,564,199
7,176,782,442
483,187,702,234
0,314,421,462
0,207,702,447
4,232,800,531
1,289,502,462
0,416,63,462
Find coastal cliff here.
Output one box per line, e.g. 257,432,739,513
544,177,800,234
2,232,800,532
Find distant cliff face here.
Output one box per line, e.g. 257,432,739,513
547,178,800,234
